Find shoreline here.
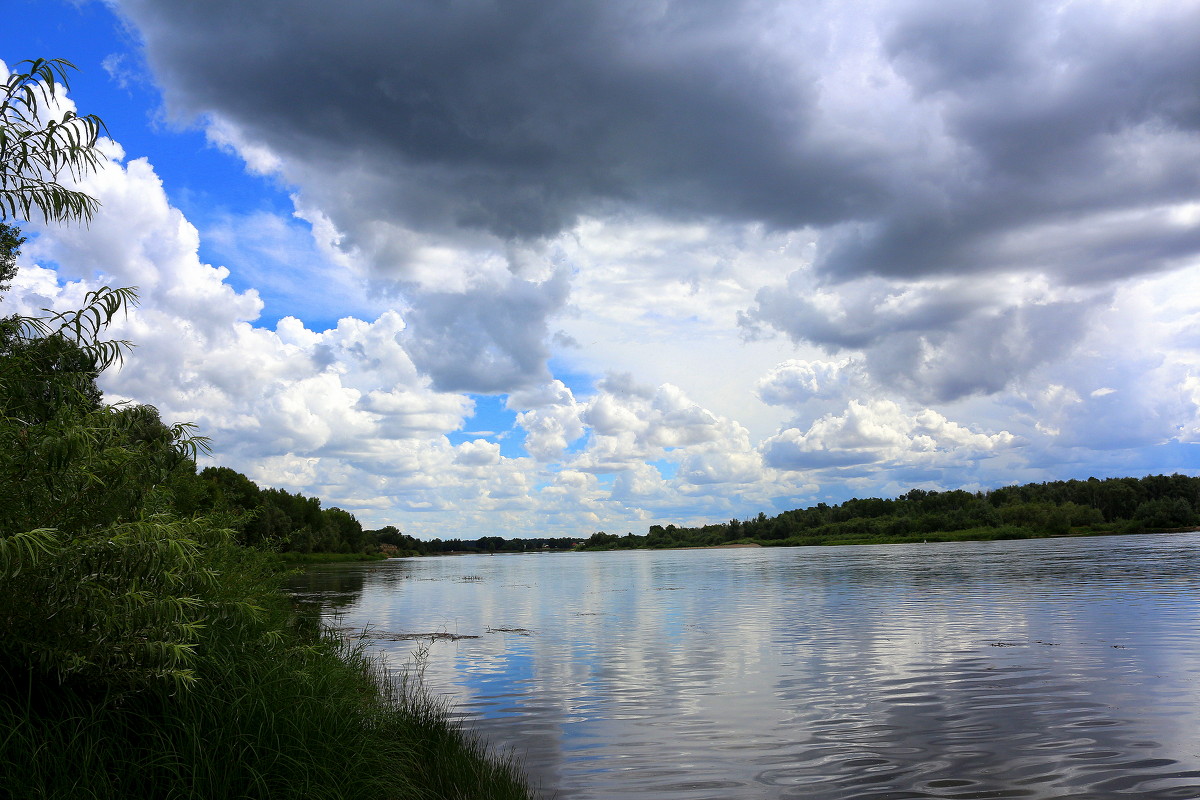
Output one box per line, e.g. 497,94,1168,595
575,527,1199,554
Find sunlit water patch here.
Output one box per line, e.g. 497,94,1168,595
288,535,1200,799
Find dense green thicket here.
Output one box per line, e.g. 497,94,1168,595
1,56,532,798
0,236,533,798
167,463,380,555
0,540,532,800
580,475,1200,551
160,468,579,557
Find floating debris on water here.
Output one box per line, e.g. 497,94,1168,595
359,631,480,642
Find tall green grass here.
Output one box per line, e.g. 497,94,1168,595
0,539,534,800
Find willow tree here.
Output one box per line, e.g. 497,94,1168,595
0,280,230,690
1,57,107,224
1,57,106,299
0,59,230,691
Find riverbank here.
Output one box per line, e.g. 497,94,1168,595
645,542,764,551
577,524,1197,553
1,543,535,800
573,476,1200,553
277,550,390,564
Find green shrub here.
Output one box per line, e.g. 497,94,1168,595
0,532,534,800
1134,497,1198,529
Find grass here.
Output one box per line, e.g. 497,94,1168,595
0,544,535,800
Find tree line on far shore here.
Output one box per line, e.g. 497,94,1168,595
163,464,578,557
580,473,1200,551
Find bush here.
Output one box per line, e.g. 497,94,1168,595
0,284,533,799
0,539,534,799
1134,497,1198,529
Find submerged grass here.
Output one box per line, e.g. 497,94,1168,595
0,544,534,800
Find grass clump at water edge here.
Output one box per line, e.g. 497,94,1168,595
0,540,534,800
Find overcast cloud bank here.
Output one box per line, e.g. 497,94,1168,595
4,0,1200,537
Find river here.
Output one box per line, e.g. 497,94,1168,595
287,534,1200,799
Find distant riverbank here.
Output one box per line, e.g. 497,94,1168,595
577,524,1195,553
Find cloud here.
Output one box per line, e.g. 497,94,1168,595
762,399,1015,472
510,380,586,462
756,358,863,406
453,439,502,467
814,0,1200,284
1001,268,1200,453
744,271,1106,402
110,0,1200,288
401,267,571,393
575,378,733,466
113,0,860,246
108,1,1200,409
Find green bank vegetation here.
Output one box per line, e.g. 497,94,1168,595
156,466,580,559
164,464,581,559
385,533,581,556
0,58,533,800
580,474,1200,551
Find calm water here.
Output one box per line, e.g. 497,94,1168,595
288,535,1200,799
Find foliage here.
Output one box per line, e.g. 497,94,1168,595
0,288,206,536
161,464,582,556
0,282,223,692
579,474,1200,552
0,519,254,692
1,58,107,223
1134,496,1197,529
0,226,533,799
0,544,534,800
0,221,23,294
414,534,580,554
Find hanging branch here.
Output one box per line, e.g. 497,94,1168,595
0,57,107,224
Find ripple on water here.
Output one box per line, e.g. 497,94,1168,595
290,536,1200,799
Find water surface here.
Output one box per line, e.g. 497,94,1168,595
289,535,1200,799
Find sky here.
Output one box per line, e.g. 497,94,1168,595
3,0,1199,539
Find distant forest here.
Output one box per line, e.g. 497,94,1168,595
178,469,1200,558
168,465,577,557
580,474,1200,551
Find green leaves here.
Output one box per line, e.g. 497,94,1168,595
8,285,138,371
0,516,247,691
0,265,226,694
0,286,213,535
0,58,107,224
0,527,62,576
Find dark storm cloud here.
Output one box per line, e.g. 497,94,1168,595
114,0,1200,284
860,299,1096,402
812,0,1200,283
115,0,881,244
111,0,1200,402
746,271,1102,403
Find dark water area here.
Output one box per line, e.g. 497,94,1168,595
288,534,1200,799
